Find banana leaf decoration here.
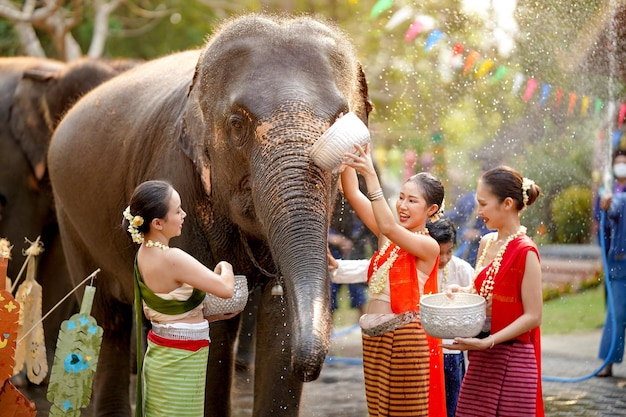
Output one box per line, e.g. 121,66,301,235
13,242,47,384
46,285,103,417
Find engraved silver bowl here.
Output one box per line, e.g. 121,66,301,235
202,275,249,316
420,293,486,339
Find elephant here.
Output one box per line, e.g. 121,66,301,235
47,13,371,417
0,56,138,379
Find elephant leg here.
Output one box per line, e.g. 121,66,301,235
92,300,133,416
252,286,303,417
204,314,241,417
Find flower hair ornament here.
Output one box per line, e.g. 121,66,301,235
123,206,145,244
521,177,535,208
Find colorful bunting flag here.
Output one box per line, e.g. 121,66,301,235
368,2,622,124
612,130,623,148
404,20,424,42
475,59,494,78
46,285,103,417
386,6,413,30
463,50,480,75
580,96,590,118
555,88,564,110
540,83,551,107
523,78,538,102
595,99,604,118
370,0,394,19
424,29,444,51
452,43,464,57
491,66,508,83
512,73,525,95
567,93,578,116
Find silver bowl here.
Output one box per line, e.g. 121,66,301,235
310,112,370,172
420,293,486,339
202,275,249,316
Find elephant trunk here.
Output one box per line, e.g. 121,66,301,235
252,126,333,382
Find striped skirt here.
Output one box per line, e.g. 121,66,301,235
361,320,430,416
142,331,209,417
456,341,539,417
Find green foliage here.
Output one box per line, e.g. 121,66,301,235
541,284,605,335
0,19,20,56
551,185,593,243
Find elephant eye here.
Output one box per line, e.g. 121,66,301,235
227,114,249,147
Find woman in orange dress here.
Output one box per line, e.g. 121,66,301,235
341,143,446,417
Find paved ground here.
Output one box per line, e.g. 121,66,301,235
290,326,626,417
18,325,626,416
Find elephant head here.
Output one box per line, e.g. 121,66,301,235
179,15,372,383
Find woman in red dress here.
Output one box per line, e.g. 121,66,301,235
443,166,544,417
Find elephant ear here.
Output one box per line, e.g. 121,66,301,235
352,63,373,126
10,64,64,181
178,113,212,195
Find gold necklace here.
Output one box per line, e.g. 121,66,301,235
475,226,526,299
369,240,400,294
145,240,169,251
369,230,429,295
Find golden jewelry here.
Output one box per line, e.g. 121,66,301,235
145,240,169,251
474,226,526,299
369,230,429,295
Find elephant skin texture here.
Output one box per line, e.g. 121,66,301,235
48,13,371,417
0,56,138,379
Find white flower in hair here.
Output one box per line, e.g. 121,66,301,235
123,206,145,244
522,177,535,207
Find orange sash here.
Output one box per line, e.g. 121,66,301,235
367,244,447,417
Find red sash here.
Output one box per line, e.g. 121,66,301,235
474,235,544,417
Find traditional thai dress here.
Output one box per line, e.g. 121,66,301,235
360,243,447,417
456,235,544,417
134,259,209,417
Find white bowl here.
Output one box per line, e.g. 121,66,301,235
202,275,249,316
310,112,370,171
420,293,486,339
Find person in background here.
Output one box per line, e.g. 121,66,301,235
596,148,626,377
426,216,474,417
124,180,237,417
340,142,447,417
445,167,492,267
443,166,544,417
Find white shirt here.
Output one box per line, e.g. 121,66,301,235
438,256,474,353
